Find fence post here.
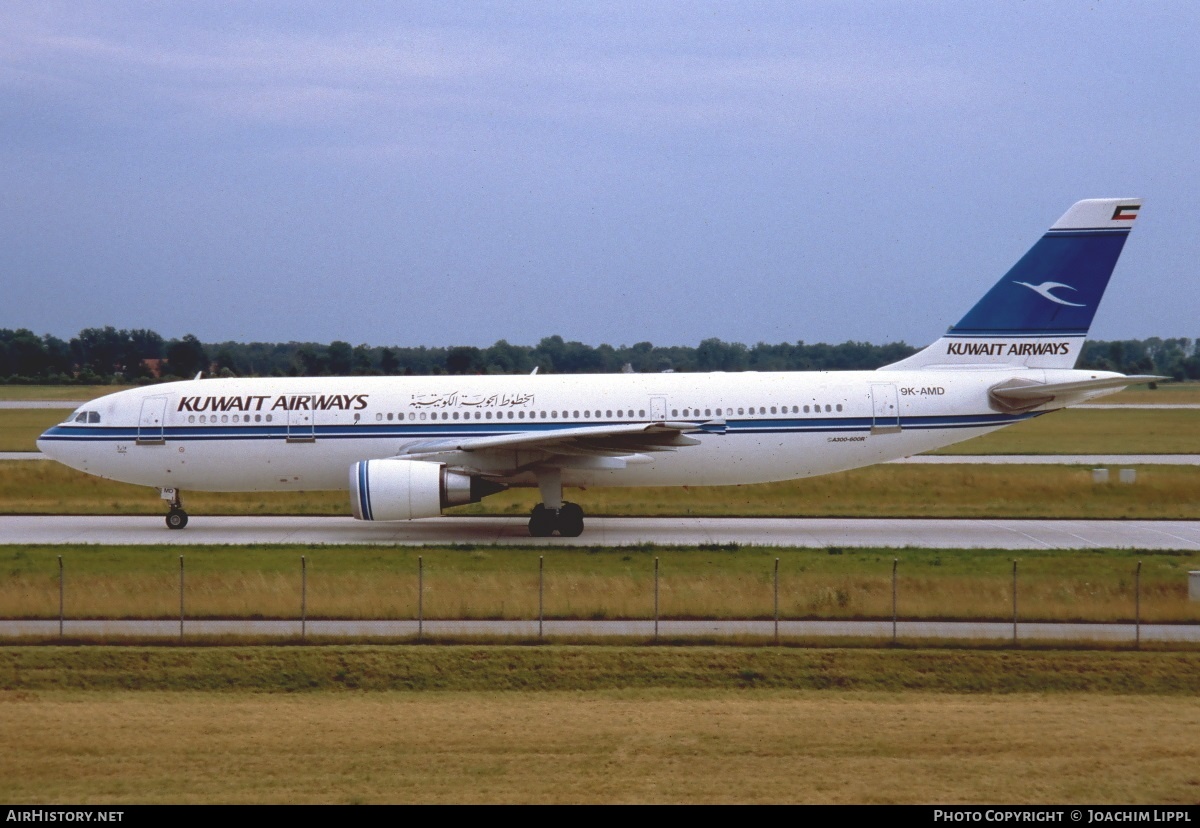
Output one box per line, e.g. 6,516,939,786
892,558,898,644
418,555,423,642
179,555,185,640
1135,560,1142,650
301,555,307,642
56,554,63,638
1012,560,1018,645
654,557,659,643
539,555,544,641
58,555,64,639
774,557,779,645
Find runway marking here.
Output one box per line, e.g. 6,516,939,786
979,519,1050,549
1140,524,1200,549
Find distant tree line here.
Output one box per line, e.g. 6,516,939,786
1076,338,1200,381
0,326,1196,383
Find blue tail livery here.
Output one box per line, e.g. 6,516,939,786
882,198,1141,370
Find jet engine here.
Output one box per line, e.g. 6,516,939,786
349,459,505,521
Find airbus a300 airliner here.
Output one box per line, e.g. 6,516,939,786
39,198,1154,537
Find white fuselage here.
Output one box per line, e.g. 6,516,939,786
37,367,1110,494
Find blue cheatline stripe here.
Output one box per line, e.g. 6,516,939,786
1046,228,1131,236
37,411,1040,446
356,461,373,521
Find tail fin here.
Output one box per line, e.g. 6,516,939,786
880,198,1142,371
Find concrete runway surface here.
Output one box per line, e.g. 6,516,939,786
4,514,1200,549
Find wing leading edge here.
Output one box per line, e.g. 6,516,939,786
398,420,707,465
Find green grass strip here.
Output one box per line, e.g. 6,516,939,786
2,645,1198,694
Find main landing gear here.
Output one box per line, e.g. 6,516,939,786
528,502,585,538
161,488,188,530
528,467,585,537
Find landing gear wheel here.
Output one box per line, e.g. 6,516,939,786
528,504,556,537
166,508,189,530
527,502,586,537
557,502,585,538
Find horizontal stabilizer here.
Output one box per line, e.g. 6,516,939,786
989,375,1164,412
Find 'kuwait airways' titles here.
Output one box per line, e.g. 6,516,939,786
947,342,1072,357
177,394,370,413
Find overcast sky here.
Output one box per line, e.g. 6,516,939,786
2,2,1196,349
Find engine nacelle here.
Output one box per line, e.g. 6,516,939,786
349,459,504,521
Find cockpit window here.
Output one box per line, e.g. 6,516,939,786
70,411,101,424
88,412,101,424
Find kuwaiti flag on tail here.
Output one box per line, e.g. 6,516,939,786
881,198,1141,371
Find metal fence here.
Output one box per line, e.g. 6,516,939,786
4,553,1199,645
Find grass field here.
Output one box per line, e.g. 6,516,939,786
5,545,1198,624
0,385,132,401
1106,381,1200,404
6,381,1198,805
0,409,68,451
932,408,1200,454
1,648,1198,803
5,459,1200,519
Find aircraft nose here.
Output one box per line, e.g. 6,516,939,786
36,427,61,459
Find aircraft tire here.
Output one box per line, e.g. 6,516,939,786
166,509,189,530
528,504,555,537
557,502,584,537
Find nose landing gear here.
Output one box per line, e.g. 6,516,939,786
161,489,189,530
166,508,188,530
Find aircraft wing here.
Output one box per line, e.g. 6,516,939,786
989,375,1165,412
399,421,707,462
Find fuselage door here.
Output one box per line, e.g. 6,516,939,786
650,396,667,422
870,384,901,435
287,398,316,443
136,396,168,445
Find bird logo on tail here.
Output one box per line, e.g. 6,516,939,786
1012,281,1086,307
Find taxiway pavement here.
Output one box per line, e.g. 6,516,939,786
3,617,1197,643
4,515,1200,549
